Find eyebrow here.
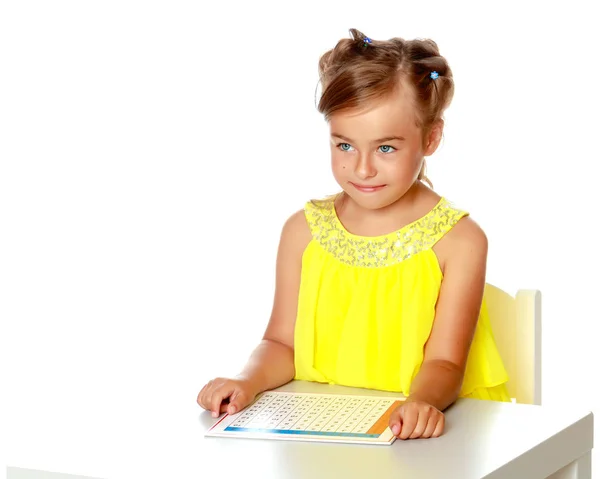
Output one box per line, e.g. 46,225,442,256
331,133,406,143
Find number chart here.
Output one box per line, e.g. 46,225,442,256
205,391,403,445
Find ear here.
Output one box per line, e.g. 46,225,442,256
423,120,444,156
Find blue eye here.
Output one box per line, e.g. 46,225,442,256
338,143,353,152
336,143,395,153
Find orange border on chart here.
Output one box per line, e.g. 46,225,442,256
367,400,403,435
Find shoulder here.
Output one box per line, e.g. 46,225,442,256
435,213,488,274
426,190,486,252
279,207,313,255
282,207,310,234
445,214,487,249
304,196,336,217
280,195,337,246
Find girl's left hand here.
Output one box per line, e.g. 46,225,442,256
388,399,445,439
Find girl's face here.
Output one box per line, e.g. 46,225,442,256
329,87,442,210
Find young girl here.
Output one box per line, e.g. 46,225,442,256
198,29,509,440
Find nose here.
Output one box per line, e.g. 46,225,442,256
354,153,377,180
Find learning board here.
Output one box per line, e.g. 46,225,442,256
205,390,403,445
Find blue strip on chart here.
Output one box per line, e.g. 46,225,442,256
224,426,379,438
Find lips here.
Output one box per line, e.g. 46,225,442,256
350,182,386,192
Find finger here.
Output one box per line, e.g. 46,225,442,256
198,379,219,409
198,386,213,410
432,414,445,438
409,408,432,439
227,389,249,415
421,412,439,439
398,408,419,440
220,399,231,414
388,407,403,437
197,382,211,407
209,384,235,417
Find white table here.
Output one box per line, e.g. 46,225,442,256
7,380,594,479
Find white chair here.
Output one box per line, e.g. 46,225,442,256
484,284,542,405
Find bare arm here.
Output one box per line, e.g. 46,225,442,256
407,217,489,411
234,339,295,395
235,209,312,396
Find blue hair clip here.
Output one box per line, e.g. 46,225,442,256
430,71,439,80
363,37,372,47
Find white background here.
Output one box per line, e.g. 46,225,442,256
1,1,598,478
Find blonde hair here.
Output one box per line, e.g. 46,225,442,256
316,28,455,190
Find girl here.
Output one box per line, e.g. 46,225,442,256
198,29,509,440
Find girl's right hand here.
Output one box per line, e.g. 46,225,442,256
197,377,258,417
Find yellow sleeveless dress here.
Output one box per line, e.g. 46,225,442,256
294,196,510,401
